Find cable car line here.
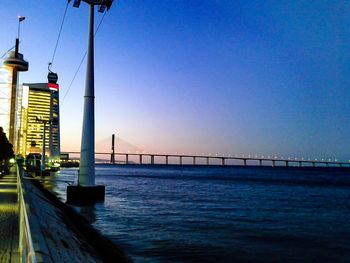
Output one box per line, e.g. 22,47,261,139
0,45,16,60
50,2,70,67
61,11,107,105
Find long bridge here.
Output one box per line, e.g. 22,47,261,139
63,152,350,168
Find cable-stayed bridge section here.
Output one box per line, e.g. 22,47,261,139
62,151,350,168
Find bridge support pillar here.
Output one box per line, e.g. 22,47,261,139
165,155,168,165
285,161,289,167
272,160,275,167
139,155,142,164
259,159,262,166
193,157,196,165
243,159,247,166
221,158,225,165
125,154,129,165
206,157,209,165
151,155,154,165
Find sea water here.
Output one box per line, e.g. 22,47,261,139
52,165,350,263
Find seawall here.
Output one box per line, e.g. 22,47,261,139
20,166,131,262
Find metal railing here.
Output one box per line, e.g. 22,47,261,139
17,164,37,263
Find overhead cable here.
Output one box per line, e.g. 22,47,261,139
61,11,107,105
0,45,16,60
50,2,70,66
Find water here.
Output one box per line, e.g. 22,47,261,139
52,165,350,263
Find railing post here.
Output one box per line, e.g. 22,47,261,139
259,159,262,166
221,158,225,165
180,156,182,165
285,161,289,167
165,155,168,165
243,159,247,166
272,160,275,167
151,155,154,165
206,157,209,165
125,154,128,165
139,154,142,164
193,157,196,165
299,161,302,167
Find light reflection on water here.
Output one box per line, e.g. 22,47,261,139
52,165,350,263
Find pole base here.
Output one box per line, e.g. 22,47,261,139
66,185,105,206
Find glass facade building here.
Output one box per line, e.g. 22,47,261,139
19,83,60,158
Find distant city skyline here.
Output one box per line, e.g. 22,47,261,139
1,1,349,161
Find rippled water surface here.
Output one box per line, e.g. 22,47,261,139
52,165,350,262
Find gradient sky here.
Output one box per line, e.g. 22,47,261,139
1,0,350,161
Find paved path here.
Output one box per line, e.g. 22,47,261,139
0,167,19,263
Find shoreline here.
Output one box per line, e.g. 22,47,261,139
21,169,131,262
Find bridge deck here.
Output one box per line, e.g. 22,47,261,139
0,167,19,262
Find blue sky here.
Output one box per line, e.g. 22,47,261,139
1,0,350,161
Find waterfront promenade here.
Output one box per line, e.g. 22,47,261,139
0,165,130,262
0,168,19,262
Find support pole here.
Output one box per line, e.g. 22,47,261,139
79,4,95,186
125,154,128,164
206,157,209,165
67,0,114,206
110,134,115,164
41,121,47,174
165,155,168,165
49,90,54,157
9,39,19,146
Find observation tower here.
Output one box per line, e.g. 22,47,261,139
3,20,29,148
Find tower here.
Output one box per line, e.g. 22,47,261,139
66,0,114,205
2,17,29,152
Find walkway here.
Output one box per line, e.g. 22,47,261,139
0,167,19,262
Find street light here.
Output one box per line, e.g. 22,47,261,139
36,117,58,174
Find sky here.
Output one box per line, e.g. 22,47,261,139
1,0,350,161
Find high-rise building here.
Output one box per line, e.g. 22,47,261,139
18,83,60,159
